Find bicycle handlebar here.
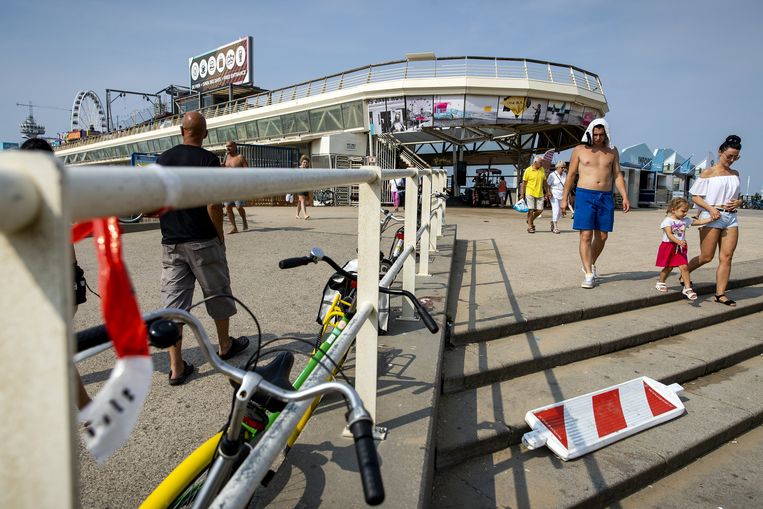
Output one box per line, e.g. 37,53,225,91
75,317,181,353
380,208,403,222
379,287,438,333
278,256,315,269
319,255,438,332
279,249,439,334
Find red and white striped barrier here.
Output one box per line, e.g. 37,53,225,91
522,377,685,460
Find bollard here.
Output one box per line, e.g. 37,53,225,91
355,166,382,420
418,169,432,276
0,152,77,509
401,170,419,320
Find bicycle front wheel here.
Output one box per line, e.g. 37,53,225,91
140,432,221,509
118,212,144,224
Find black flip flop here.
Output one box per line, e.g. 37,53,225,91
169,361,194,386
714,294,736,307
220,336,250,360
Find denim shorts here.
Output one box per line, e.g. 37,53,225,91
224,200,245,207
698,210,738,229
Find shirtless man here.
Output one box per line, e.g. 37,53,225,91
223,141,249,233
561,119,630,288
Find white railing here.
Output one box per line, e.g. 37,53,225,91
0,151,447,508
58,55,605,151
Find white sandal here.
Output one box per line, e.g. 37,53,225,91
655,282,668,292
682,287,698,301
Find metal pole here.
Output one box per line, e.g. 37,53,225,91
64,166,375,221
355,165,382,420
106,89,111,133
451,146,458,196
430,176,440,252
0,153,76,509
418,169,432,276
436,170,445,236
401,169,419,320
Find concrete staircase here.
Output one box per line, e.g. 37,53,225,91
432,261,763,508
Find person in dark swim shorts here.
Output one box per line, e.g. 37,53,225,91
573,187,615,233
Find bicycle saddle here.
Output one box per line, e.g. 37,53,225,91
231,351,295,413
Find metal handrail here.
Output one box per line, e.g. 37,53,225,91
57,56,604,151
1,153,449,505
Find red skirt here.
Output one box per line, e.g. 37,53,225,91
655,241,688,267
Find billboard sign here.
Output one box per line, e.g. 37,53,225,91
189,36,253,93
131,153,159,166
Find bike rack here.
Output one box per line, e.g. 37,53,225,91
0,151,447,507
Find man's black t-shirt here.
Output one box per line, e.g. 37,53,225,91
157,144,220,244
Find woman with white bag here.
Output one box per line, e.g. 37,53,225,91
547,161,573,234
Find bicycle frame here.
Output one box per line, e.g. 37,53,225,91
139,305,380,509
143,297,361,508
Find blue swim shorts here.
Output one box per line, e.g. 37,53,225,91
573,187,615,232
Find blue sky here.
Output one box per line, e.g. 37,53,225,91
2,0,761,192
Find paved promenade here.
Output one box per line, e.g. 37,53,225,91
73,205,763,507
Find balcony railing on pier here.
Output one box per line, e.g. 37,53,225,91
58,56,604,151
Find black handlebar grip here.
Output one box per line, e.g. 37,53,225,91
350,419,385,505
148,319,181,349
77,318,180,353
410,297,439,333
75,324,111,353
380,288,439,334
278,256,313,269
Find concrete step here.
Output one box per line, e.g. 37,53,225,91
443,284,763,394
449,259,763,345
435,311,763,470
613,424,763,508
432,354,763,508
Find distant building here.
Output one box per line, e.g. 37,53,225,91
619,143,697,208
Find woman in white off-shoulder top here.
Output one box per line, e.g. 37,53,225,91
686,135,743,306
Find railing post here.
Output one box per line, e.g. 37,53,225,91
430,177,440,252
0,153,77,509
583,73,592,91
356,165,382,420
418,169,432,276
401,169,418,320
436,170,445,237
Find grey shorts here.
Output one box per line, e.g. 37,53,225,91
224,200,245,207
526,195,545,210
161,238,237,320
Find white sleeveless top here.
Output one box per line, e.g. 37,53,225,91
688,175,740,206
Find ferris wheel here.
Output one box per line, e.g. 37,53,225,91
71,90,107,132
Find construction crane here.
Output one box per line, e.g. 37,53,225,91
16,101,71,139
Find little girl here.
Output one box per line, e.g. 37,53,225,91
655,198,712,300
